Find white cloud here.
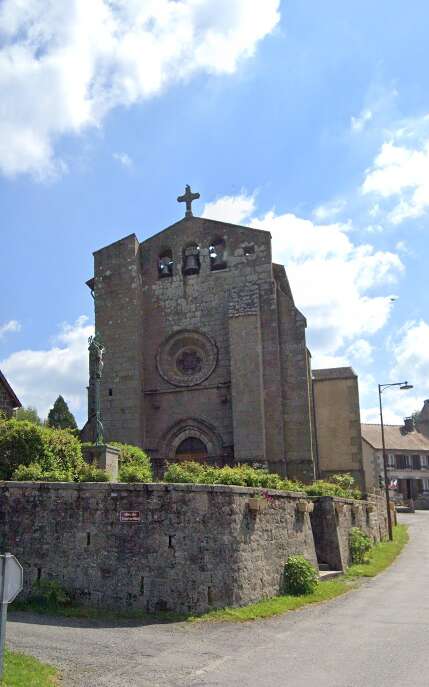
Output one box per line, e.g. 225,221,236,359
362,115,429,224
113,152,133,168
346,339,374,366
313,199,346,222
202,192,256,224
351,108,373,133
389,320,429,388
0,320,21,339
0,0,280,179
0,316,93,423
363,319,429,423
250,210,403,361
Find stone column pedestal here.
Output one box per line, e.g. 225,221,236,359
82,444,119,480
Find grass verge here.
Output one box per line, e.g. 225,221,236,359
2,649,59,686
11,525,408,626
189,578,353,622
346,523,409,578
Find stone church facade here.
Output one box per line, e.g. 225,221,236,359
84,193,318,481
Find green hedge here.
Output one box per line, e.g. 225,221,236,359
163,462,362,499
119,463,152,483
0,419,84,480
109,442,151,468
163,462,303,491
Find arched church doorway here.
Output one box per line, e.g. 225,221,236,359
175,437,208,463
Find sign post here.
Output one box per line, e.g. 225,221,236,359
0,553,23,679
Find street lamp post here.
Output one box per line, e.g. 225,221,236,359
378,381,413,540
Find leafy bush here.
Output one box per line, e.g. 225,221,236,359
0,420,45,479
12,463,44,481
303,473,361,500
40,427,84,479
119,463,152,483
77,464,110,482
109,442,151,468
349,527,373,564
30,579,70,607
0,418,84,480
163,461,304,491
283,555,319,595
12,463,73,482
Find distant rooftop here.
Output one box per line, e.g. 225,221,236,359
361,423,429,451
312,367,356,381
0,370,21,409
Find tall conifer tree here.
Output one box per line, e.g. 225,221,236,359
47,395,77,430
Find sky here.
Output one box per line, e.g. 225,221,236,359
1,0,429,427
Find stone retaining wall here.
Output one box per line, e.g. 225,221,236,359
310,495,388,571
0,482,317,614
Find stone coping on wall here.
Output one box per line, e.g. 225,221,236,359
0,480,307,499
0,481,383,504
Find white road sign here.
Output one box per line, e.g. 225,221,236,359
0,554,23,604
0,553,24,678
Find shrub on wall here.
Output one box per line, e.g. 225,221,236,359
119,463,152,483
163,461,303,491
349,527,372,564
0,420,45,479
12,463,74,482
0,418,84,480
303,474,361,500
283,555,319,595
109,442,151,468
77,464,110,482
41,427,84,478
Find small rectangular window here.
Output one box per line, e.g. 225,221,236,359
108,388,113,397
243,245,255,255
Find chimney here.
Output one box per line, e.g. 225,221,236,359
403,417,414,433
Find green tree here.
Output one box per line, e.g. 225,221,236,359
15,406,42,425
47,396,77,430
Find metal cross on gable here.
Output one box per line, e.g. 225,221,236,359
177,185,200,217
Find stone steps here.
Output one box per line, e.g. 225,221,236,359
319,569,343,580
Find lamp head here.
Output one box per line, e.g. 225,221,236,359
400,382,413,390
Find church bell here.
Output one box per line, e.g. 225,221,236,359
210,252,227,271
183,246,200,275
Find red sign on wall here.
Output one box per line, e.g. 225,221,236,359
119,511,141,522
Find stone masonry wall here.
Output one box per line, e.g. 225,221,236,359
310,495,388,571
0,482,317,614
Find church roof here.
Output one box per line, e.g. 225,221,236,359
361,423,429,452
0,370,21,409
140,215,271,245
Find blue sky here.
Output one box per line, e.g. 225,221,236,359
1,0,428,425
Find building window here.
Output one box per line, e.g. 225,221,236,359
182,243,200,275
243,244,255,255
387,454,395,468
209,238,227,271
412,454,421,470
423,479,429,492
158,249,173,278
421,455,428,468
395,455,410,469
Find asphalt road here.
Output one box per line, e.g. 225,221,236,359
7,512,428,687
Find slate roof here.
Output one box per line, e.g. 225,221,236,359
0,370,21,408
361,423,429,452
